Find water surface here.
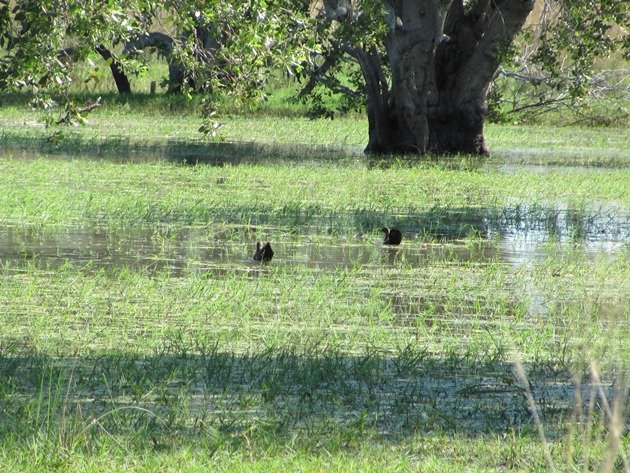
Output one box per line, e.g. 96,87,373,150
0,202,627,274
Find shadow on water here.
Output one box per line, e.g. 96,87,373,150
0,345,623,441
3,134,628,170
1,135,363,166
492,147,630,167
169,140,362,167
0,204,627,274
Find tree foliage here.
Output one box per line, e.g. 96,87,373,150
487,0,630,124
0,0,316,103
299,1,629,127
0,1,628,151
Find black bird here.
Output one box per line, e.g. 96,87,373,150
381,227,402,245
253,241,274,261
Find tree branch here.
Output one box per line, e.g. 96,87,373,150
57,97,102,124
496,66,630,97
312,75,361,98
123,32,175,57
444,0,465,36
95,44,131,94
297,49,342,98
507,96,569,114
456,0,535,102
495,66,544,85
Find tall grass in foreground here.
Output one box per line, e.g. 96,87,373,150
0,341,628,471
1,241,628,470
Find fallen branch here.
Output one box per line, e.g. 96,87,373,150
57,97,102,125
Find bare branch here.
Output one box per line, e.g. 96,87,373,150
496,66,630,97
297,50,342,98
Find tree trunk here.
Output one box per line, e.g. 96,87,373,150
382,1,448,154
95,45,131,94
349,45,392,153
354,0,535,156
123,32,187,94
429,107,488,154
354,1,448,154
177,17,220,93
429,0,535,154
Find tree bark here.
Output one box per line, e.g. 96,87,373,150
429,0,536,154
340,0,535,155
345,1,449,154
180,16,221,93
95,45,131,94
345,45,392,153
383,0,449,154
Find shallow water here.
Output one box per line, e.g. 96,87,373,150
0,203,627,274
1,147,629,442
496,147,629,160
4,142,629,171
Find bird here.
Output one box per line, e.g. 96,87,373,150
381,227,402,245
253,241,274,261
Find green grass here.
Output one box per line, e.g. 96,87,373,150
1,98,629,471
1,92,628,167
0,159,629,228
0,427,624,472
2,244,627,355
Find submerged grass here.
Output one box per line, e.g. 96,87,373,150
2,246,627,359
0,158,629,229
0,102,629,470
0,97,629,166
0,195,628,471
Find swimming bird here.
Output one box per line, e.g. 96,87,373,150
253,241,274,261
381,227,402,245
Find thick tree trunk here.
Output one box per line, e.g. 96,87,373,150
428,0,535,154
428,0,490,154
382,1,448,154
356,0,449,154
95,45,131,94
429,107,488,154
354,0,534,156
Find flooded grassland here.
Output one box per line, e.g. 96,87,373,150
0,146,629,471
